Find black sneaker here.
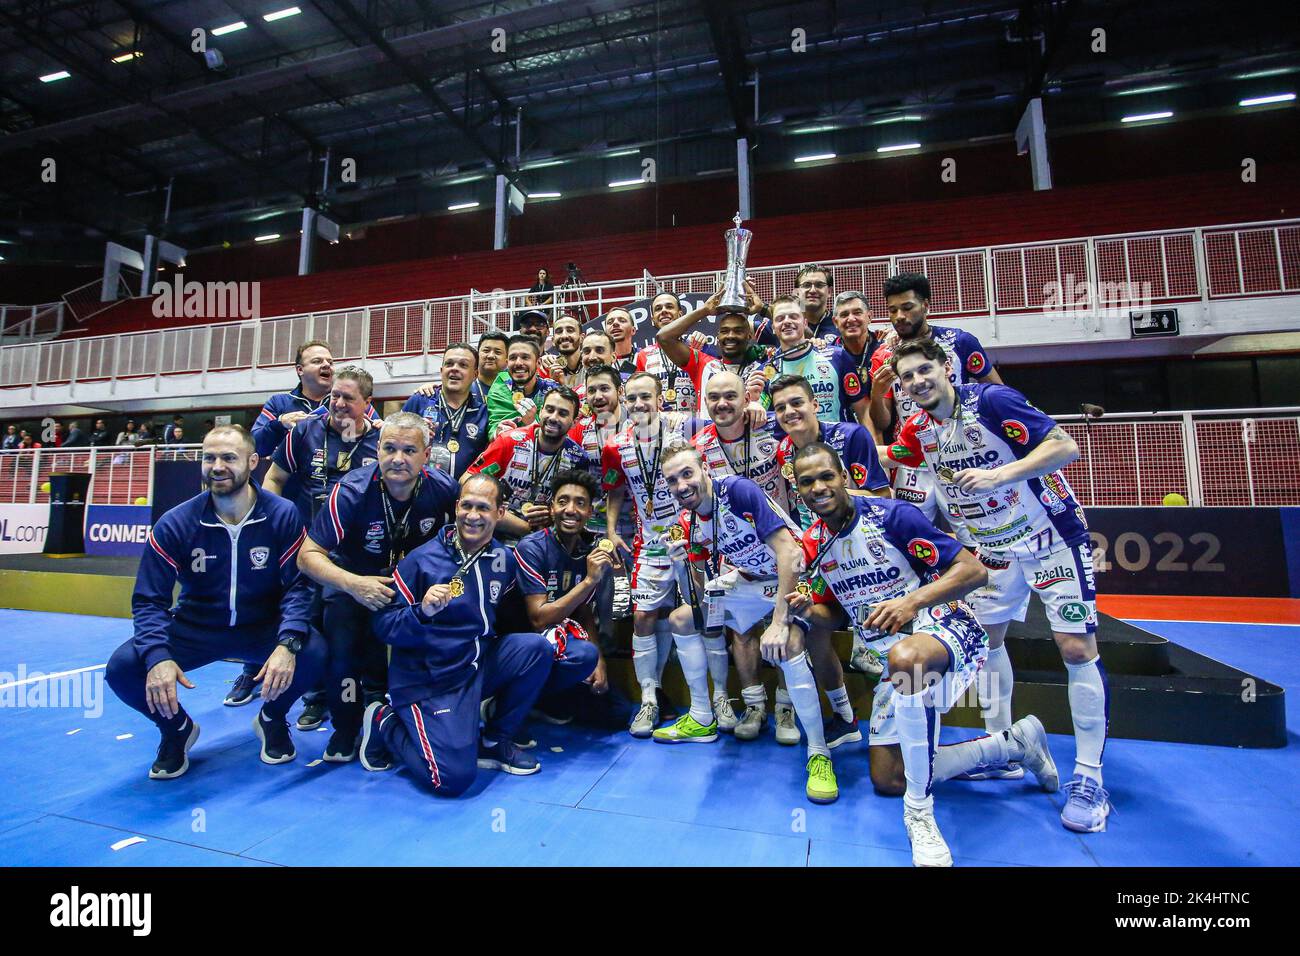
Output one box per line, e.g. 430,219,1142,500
253,709,297,764
223,672,261,707
296,699,328,731
571,688,633,730
323,727,358,763
149,717,200,780
530,695,574,725
656,686,679,720
360,701,395,772
477,739,541,775
514,733,538,750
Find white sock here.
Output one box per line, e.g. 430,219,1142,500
981,644,1014,734
893,689,940,810
775,687,793,709
654,619,674,684
1066,655,1108,784
779,653,828,758
702,634,730,697
673,631,715,726
932,731,1012,782
741,684,766,709
632,633,658,703
825,684,853,722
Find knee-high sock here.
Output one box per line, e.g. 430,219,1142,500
654,618,674,684
893,689,941,811
825,684,853,722
981,644,1014,734
673,631,715,726
741,684,767,710
1066,655,1108,784
779,652,828,758
702,634,730,696
631,633,659,703
932,728,1027,782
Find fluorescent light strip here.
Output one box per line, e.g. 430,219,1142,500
40,71,71,82
794,153,836,163
254,234,280,242
528,192,561,199
790,124,837,134
608,179,644,187
522,159,565,170
1235,68,1294,80
877,143,920,153
447,201,480,210
871,114,924,125
1121,111,1173,123
112,52,142,64
607,149,639,157
263,7,301,21
1239,93,1295,106
212,21,247,36
1115,84,1176,96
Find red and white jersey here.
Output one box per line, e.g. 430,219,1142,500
600,412,693,561
466,423,594,514
636,344,716,414
570,413,636,538
873,326,993,440
691,412,791,514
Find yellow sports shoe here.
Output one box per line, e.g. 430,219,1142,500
652,713,719,744
806,753,839,804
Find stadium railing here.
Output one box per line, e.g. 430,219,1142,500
1,219,1297,394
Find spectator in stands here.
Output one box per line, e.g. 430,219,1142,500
527,268,555,308
167,425,186,445
18,431,35,449
90,420,111,446
64,421,88,447
116,420,141,446
202,419,215,438
2,426,16,450
163,415,185,444
48,421,65,448
136,423,157,446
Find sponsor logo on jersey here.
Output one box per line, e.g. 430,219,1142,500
1060,601,1090,624
1002,420,1029,445
867,541,887,562
1004,488,1021,507
964,425,983,448
966,352,986,375
850,463,867,486
844,372,862,393
1075,506,1088,528
1033,565,1075,589
480,462,501,476
509,430,527,441
898,488,927,503
977,551,1012,570
822,559,839,572
249,546,270,569
907,538,939,566
603,467,619,485
364,521,385,553
942,450,1001,470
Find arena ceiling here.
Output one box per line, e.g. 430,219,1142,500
0,0,1296,259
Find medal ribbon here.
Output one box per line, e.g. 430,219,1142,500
380,471,422,570
632,420,665,517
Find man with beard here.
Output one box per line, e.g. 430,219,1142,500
656,285,770,415
517,309,552,352
771,373,891,681
759,297,871,426
296,413,460,764
884,339,1107,833
789,441,1056,866
105,425,323,778
402,343,490,477
602,307,640,376
601,373,699,737
690,370,788,741
363,474,557,788
485,335,561,437
541,314,585,386
653,445,840,806
467,386,593,542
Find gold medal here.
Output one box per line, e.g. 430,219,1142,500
796,581,812,598
781,461,794,480
597,538,615,554
667,524,686,542
448,577,465,598
447,438,460,453
645,501,655,518
580,403,592,418
664,388,677,404
765,366,777,380
937,466,955,482
512,391,525,404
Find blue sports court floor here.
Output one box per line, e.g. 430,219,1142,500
0,608,1295,867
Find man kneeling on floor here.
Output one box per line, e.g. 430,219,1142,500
364,473,595,794
106,425,324,779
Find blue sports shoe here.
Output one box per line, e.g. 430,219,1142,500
478,740,541,775
823,714,863,749
1060,774,1110,832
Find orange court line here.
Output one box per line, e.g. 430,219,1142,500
1097,594,1300,625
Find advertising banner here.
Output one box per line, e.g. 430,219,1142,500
0,504,51,555
83,505,153,557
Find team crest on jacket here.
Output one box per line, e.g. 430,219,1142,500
249,547,270,569
1002,420,1028,445
907,538,939,567
490,581,502,602
465,423,480,438
964,425,983,448
420,517,435,534
966,352,986,375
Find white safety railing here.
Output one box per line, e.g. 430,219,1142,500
3,218,1299,395
0,444,184,506
1057,407,1300,508
0,302,65,343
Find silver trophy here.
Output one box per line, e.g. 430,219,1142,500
719,212,753,313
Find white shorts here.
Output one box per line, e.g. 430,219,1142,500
630,553,681,613
867,605,989,748
892,464,939,523
967,539,1098,634
704,577,778,634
